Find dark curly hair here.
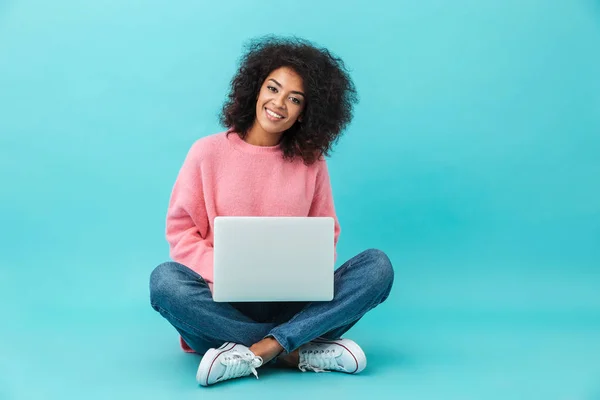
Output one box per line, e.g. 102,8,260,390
220,36,358,165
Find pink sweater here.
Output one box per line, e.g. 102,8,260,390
165,131,341,290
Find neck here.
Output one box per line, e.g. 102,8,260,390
245,122,282,147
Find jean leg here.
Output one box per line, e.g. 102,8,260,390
267,249,394,353
318,320,361,340
149,261,278,355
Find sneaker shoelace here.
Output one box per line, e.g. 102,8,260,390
220,351,263,381
299,349,344,373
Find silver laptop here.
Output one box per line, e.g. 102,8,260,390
212,216,335,302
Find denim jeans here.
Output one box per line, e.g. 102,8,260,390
149,248,394,355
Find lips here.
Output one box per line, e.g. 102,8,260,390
265,107,285,121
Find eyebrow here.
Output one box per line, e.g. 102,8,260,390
268,78,305,97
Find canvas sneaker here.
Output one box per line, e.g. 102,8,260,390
298,338,367,374
196,342,263,386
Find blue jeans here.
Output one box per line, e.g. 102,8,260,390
149,248,394,355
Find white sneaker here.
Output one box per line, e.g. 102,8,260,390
196,342,263,387
298,338,367,374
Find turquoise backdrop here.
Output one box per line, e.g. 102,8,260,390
1,1,599,399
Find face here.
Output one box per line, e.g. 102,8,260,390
254,67,306,136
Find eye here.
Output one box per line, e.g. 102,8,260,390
267,85,278,92
290,97,301,105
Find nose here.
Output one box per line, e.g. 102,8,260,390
272,92,286,109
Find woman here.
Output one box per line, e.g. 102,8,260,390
149,36,394,386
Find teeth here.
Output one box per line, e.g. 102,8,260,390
266,109,284,119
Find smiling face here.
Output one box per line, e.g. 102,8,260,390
252,67,306,139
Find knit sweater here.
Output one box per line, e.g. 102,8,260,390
165,131,341,291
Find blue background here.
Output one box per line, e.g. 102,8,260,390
1,1,599,399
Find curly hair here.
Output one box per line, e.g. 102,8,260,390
220,36,358,165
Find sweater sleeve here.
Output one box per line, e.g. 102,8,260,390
165,142,214,284
308,160,341,261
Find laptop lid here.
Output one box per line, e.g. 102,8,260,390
212,216,335,302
